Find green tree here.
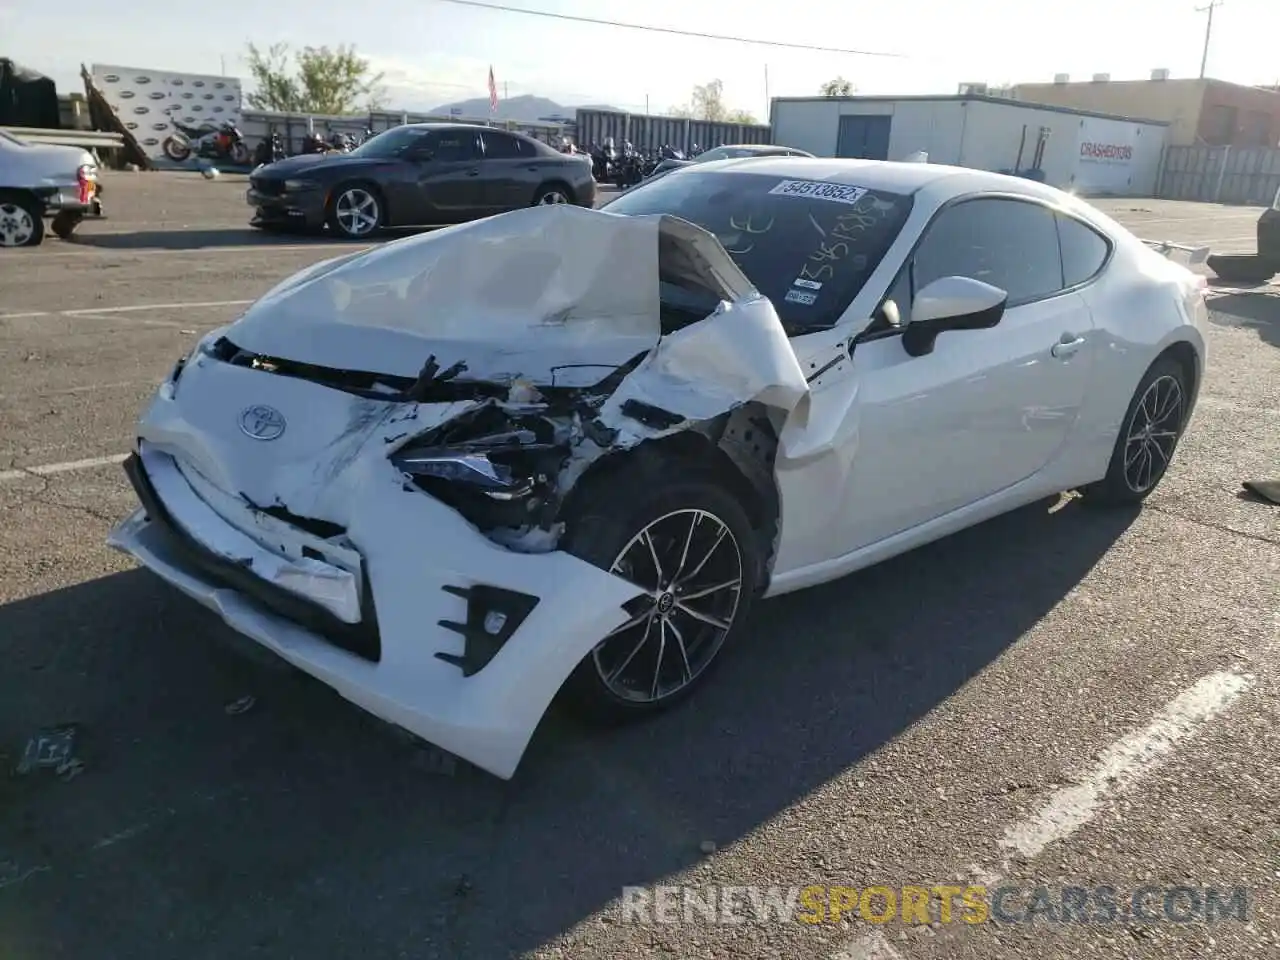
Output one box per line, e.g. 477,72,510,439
245,42,386,114
820,76,855,96
670,79,726,121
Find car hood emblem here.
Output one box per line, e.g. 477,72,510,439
239,405,287,441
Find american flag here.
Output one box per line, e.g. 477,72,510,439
488,66,498,114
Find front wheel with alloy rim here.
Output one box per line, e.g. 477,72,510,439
0,193,44,248
560,468,761,723
1081,354,1190,506
327,185,384,239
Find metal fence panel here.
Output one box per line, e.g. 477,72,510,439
627,114,690,152
687,119,771,151
574,109,630,148
1158,144,1280,204
240,108,568,154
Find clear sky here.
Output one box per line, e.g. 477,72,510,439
4,0,1277,118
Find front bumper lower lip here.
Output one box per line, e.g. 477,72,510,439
247,187,326,227
119,450,380,661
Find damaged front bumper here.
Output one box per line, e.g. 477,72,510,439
108,442,647,779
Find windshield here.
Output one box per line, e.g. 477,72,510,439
604,170,913,333
349,126,430,159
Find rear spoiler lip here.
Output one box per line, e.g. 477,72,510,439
1141,239,1211,269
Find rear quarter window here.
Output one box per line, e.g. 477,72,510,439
1056,213,1112,286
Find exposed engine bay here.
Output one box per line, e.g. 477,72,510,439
201,332,787,561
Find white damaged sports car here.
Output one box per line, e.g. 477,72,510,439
109,158,1209,778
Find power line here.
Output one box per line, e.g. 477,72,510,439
428,0,906,58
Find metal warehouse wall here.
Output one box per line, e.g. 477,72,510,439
574,108,771,153
770,98,1166,195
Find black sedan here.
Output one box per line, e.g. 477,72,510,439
247,123,597,239
644,143,814,183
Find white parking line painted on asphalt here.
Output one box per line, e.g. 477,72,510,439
0,299,252,321
0,453,129,483
827,668,1254,959
1001,668,1252,859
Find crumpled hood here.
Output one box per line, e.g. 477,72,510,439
223,204,759,387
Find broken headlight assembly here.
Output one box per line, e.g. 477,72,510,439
390,406,571,530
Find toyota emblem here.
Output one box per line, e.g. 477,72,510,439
239,405,287,441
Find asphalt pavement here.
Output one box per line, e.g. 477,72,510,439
1,173,1277,960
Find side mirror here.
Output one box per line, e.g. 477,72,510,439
901,276,1007,357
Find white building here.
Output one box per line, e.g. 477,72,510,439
769,94,1169,196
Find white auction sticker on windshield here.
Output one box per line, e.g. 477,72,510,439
768,180,868,205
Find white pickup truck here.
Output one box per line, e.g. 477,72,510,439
0,129,104,247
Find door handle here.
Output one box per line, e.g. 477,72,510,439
1051,334,1086,359
466,167,480,176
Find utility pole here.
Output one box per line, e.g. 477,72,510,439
504,81,509,100
1196,0,1223,80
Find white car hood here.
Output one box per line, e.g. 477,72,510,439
226,204,760,388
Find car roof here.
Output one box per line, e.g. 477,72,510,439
396,122,532,138
682,155,1070,200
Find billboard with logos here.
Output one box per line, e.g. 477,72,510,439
1073,117,1146,194
91,64,242,160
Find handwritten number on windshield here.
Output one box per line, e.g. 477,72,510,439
799,200,884,281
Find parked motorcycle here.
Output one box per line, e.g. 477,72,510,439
612,140,645,188
252,132,286,169
299,131,330,155
325,129,358,152
163,120,250,165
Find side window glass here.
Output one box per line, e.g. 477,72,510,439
1057,214,1110,287
433,133,479,162
913,198,1064,305
481,132,522,160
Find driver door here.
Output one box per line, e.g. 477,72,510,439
834,196,1097,550
407,130,486,222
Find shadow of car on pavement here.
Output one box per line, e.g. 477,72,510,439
1208,290,1280,350
63,226,442,251
0,496,1138,958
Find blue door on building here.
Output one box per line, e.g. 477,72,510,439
836,115,892,160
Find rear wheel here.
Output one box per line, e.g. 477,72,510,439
560,460,760,723
1080,355,1190,506
326,184,384,239
533,182,574,206
0,192,44,248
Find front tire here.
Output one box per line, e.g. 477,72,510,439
0,193,44,248
560,459,761,723
326,184,384,239
1080,355,1190,506
163,136,191,162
